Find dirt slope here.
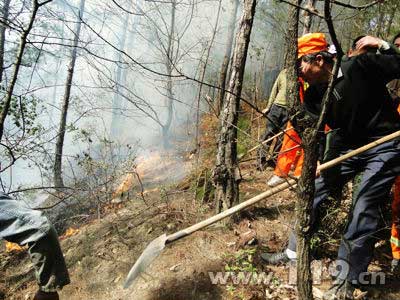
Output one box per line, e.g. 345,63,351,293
3,153,400,300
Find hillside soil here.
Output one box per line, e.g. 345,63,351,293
2,113,400,300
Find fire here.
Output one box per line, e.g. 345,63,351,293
60,227,80,239
112,173,135,200
110,149,190,202
135,150,189,184
5,242,27,253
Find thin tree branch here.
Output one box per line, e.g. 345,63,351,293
111,0,144,15
0,142,16,172
38,0,53,7
331,0,383,10
279,0,324,18
315,0,343,132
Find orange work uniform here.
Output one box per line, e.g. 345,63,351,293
391,177,400,259
273,79,306,178
390,104,400,260
273,123,303,177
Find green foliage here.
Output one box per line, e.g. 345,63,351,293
225,284,237,297
0,94,42,133
223,248,258,274
310,236,321,252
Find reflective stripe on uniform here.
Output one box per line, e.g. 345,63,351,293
391,236,400,247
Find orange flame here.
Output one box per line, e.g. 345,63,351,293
112,173,135,199
5,242,27,253
60,227,80,239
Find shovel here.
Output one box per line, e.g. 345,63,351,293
123,130,400,289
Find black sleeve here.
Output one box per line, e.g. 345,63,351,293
358,50,400,83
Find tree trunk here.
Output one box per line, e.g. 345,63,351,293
375,2,384,38
302,0,317,35
215,0,239,116
0,0,40,142
110,1,132,138
161,0,176,149
385,2,398,38
284,1,315,300
0,0,11,85
213,0,256,213
53,0,86,188
50,19,66,127
194,0,222,151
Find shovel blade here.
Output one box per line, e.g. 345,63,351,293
123,233,168,289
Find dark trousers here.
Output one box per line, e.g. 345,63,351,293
0,193,70,292
288,137,400,283
261,104,288,142
258,104,288,167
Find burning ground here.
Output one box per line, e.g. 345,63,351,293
1,167,302,300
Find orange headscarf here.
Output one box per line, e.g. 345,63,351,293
297,33,329,58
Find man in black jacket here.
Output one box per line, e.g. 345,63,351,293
262,34,400,300
1,193,70,300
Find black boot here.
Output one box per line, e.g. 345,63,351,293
260,251,293,265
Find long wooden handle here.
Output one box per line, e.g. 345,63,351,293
166,130,400,243
238,126,294,160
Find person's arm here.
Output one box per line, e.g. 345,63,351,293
356,36,400,82
356,36,399,55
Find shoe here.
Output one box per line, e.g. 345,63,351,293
391,258,400,273
34,290,59,300
267,175,285,187
260,251,293,265
322,280,355,300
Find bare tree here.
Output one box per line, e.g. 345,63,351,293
194,0,223,150
110,0,133,138
161,0,176,149
0,0,11,85
280,3,315,297
54,0,86,188
282,1,347,299
302,0,317,34
213,0,257,212
215,0,239,116
0,0,52,142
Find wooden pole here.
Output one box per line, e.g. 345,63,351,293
167,130,400,241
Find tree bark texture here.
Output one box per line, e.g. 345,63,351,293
0,0,11,85
302,0,317,35
215,0,239,116
284,1,316,300
213,0,256,213
54,0,86,188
